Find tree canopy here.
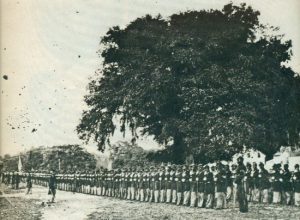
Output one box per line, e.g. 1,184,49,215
77,3,300,163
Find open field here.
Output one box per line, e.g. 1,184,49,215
0,184,299,220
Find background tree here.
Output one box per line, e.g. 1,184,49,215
77,3,300,163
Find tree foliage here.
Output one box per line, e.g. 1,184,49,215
112,141,155,168
77,3,300,163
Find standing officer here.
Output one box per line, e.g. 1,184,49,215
292,164,300,206
245,163,253,202
271,164,283,204
258,162,270,204
196,164,205,208
182,165,190,206
159,165,166,203
165,164,172,203
282,164,292,205
170,165,177,204
235,157,248,213
153,167,160,203
251,162,260,203
215,163,227,209
144,168,150,202
48,171,57,203
189,164,197,207
175,165,183,205
203,165,214,208
26,171,33,194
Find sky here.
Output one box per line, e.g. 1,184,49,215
1,0,300,156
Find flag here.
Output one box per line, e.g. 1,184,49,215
18,155,23,172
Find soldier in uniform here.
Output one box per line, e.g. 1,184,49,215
126,168,132,200
130,168,137,200
224,165,232,203
231,164,238,207
196,164,205,208
153,167,160,203
292,164,300,206
11,171,16,189
215,163,227,209
120,168,126,199
137,168,144,201
159,165,166,203
244,163,253,202
282,164,292,205
235,156,248,213
182,165,191,206
48,171,57,203
170,165,177,204
258,162,270,204
175,165,183,205
251,162,260,203
165,164,173,203
271,164,283,204
148,166,155,202
189,164,197,207
203,165,214,208
26,171,33,194
144,168,150,202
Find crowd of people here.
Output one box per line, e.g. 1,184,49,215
1,157,300,212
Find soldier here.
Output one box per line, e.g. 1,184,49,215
137,168,144,201
224,165,233,203
15,171,20,190
258,162,270,204
148,166,155,202
182,165,191,206
245,163,253,202
126,168,132,200
26,171,33,194
235,156,248,213
175,165,183,205
251,162,260,203
130,168,137,200
170,165,177,204
189,164,197,207
215,163,227,209
48,171,57,203
120,168,126,199
231,164,238,207
292,164,300,206
153,167,160,203
165,164,172,203
271,164,283,204
282,164,292,205
203,165,214,208
196,164,205,208
159,165,166,203
107,170,113,197
144,168,150,202
103,169,108,196
11,171,15,189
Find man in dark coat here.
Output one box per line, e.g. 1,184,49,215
235,156,248,213
26,172,33,194
49,171,57,203
282,164,292,205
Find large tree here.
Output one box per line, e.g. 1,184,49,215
77,3,300,163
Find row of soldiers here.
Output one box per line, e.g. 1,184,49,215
1,162,300,209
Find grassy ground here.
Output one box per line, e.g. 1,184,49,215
0,184,299,220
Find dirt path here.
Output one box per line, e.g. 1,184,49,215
1,184,300,220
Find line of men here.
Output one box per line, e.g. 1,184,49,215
1,162,300,208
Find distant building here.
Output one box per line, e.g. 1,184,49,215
265,146,300,171
232,148,266,165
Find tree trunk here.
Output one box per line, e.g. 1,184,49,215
172,133,185,164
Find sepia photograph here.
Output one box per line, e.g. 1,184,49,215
0,0,300,219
